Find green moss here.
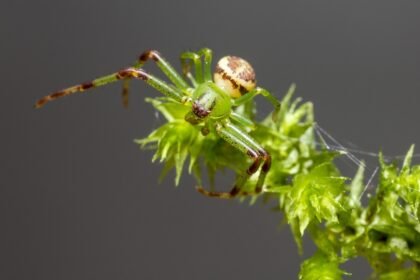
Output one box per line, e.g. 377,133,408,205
136,86,420,279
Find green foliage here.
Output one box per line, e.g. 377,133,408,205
299,252,347,280
136,87,420,279
135,98,204,185
284,163,347,237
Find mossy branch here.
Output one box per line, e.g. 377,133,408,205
136,86,420,279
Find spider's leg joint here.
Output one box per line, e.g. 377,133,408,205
247,150,262,175
139,50,161,63
116,68,148,81
259,149,272,173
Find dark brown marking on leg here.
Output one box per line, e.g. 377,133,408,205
35,68,150,109
35,90,70,108
230,186,241,196
34,98,48,108
246,149,262,175
122,50,161,105
262,154,271,173
247,149,258,157
50,91,66,99
116,69,131,79
116,68,149,81
195,150,269,199
139,50,161,63
81,82,94,90
247,157,262,175
258,149,271,173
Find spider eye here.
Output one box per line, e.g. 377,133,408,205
214,56,256,98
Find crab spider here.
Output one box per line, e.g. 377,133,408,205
35,48,281,199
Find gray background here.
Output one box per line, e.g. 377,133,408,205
2,0,420,279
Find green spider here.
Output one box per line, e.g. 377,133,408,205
35,48,281,199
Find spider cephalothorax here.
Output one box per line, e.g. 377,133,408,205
35,48,281,199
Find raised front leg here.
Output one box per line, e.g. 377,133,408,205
196,121,271,199
122,50,190,107
35,68,185,108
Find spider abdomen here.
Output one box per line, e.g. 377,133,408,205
214,56,256,98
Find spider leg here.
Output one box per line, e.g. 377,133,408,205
122,50,189,107
197,48,213,82
230,112,255,130
180,52,203,85
233,87,281,121
196,122,271,199
180,48,213,86
35,68,185,108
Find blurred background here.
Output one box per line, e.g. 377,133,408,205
1,0,420,279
